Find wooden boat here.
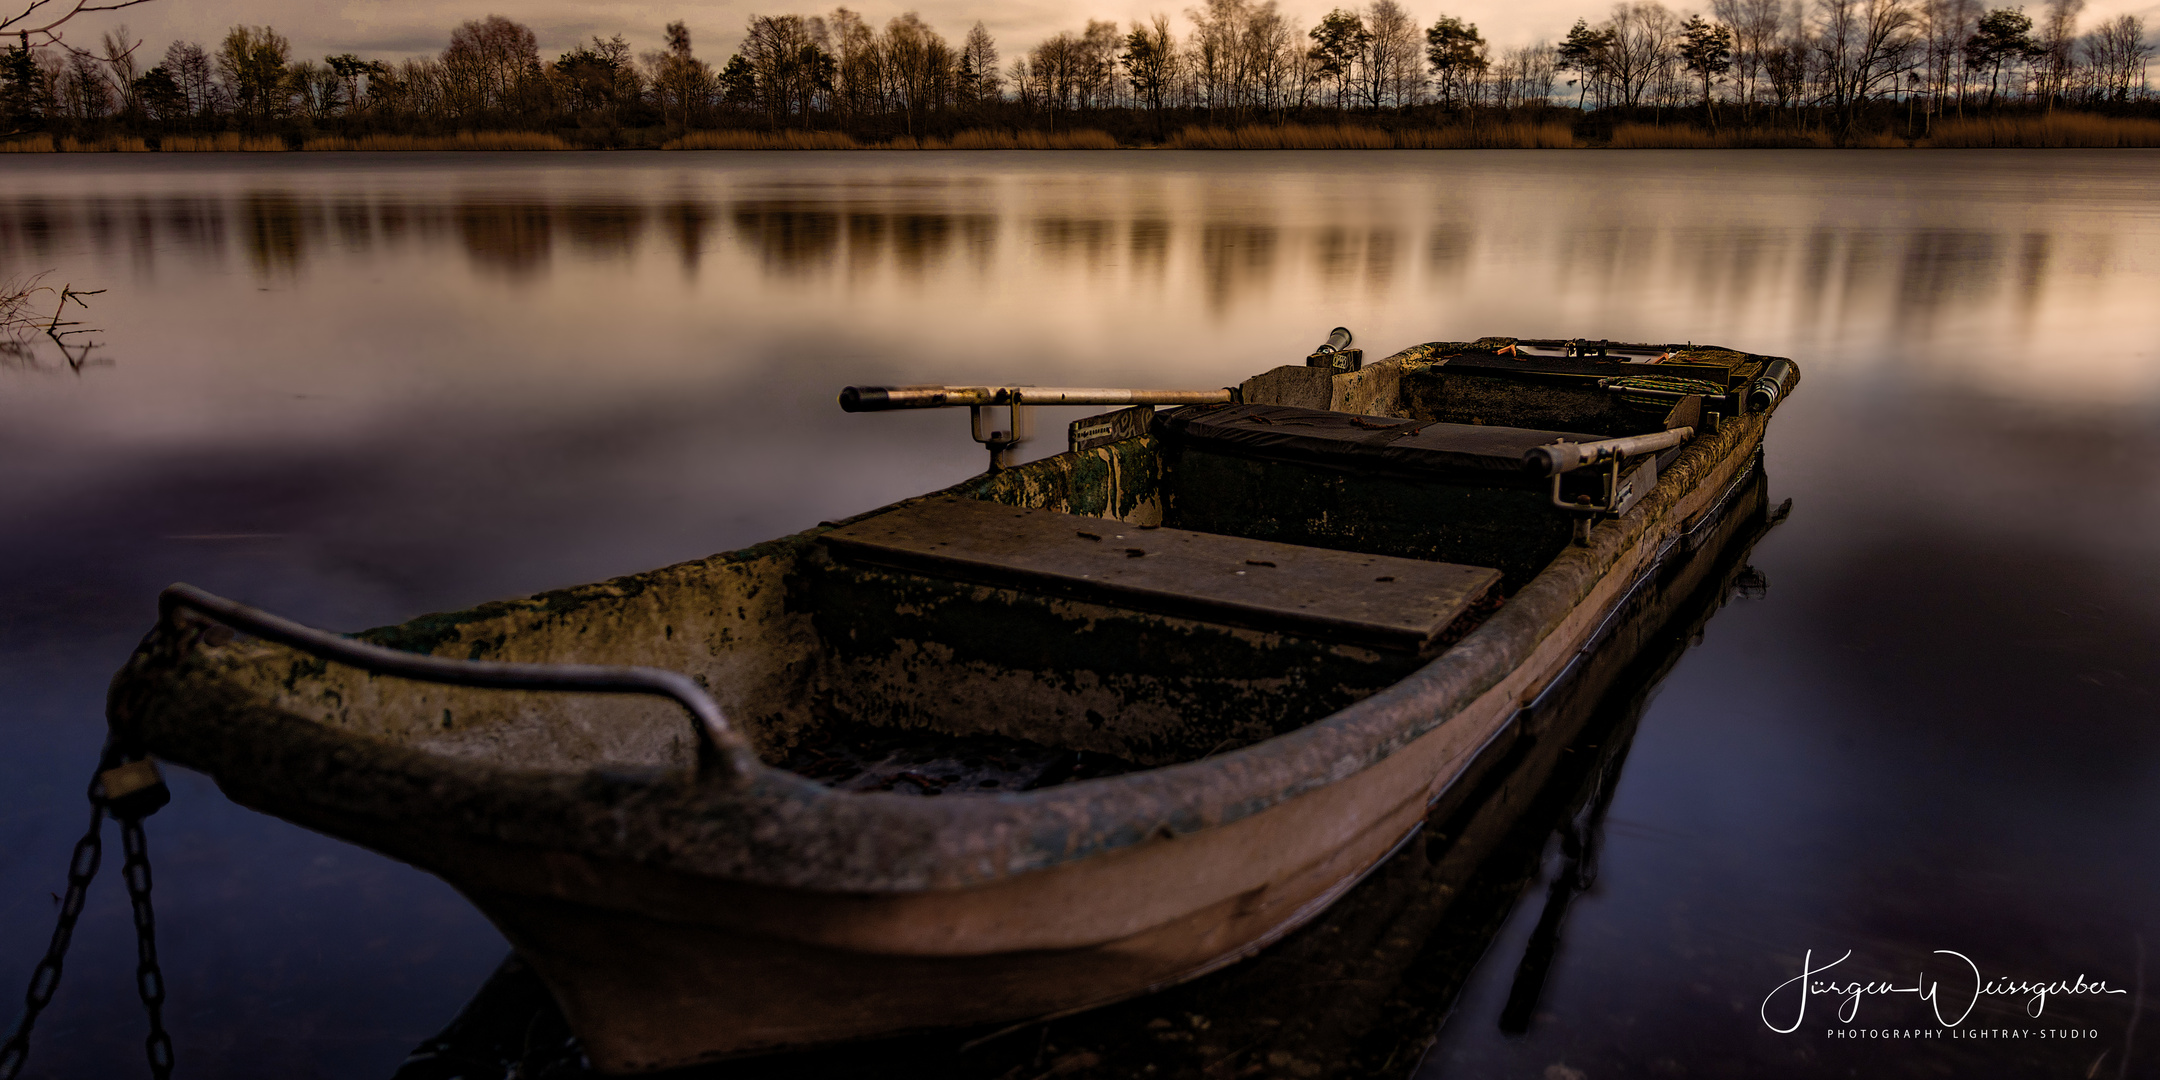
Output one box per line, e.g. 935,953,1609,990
394,464,1787,1080
107,334,1799,1074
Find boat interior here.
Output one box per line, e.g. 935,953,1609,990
294,341,1782,796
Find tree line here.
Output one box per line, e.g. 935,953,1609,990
0,0,2150,146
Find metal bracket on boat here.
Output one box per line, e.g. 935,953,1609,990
838,384,1236,472
969,401,1031,470
1524,427,1695,543
154,583,753,783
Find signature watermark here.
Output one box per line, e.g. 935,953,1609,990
1761,949,2128,1034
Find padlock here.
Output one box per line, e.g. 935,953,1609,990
100,758,171,820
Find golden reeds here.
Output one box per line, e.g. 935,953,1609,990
664,127,1120,150
948,128,1119,149
1166,123,1392,149
1604,123,1835,148
1925,112,2160,148
1162,122,1574,149
0,135,55,152
1606,123,1724,148
58,135,150,152
1396,122,1577,148
160,133,286,151
300,132,573,150
665,129,862,149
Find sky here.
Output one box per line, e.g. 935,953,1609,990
50,0,2160,69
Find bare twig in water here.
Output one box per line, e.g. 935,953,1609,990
2,274,111,372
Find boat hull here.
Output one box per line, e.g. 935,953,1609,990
109,344,1790,1074
197,423,1765,1074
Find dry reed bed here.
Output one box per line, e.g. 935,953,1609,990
1925,113,2160,147
301,132,572,151
161,134,287,151
664,128,1119,150
8,115,2156,154
1164,122,1575,148
1,134,155,152
1605,123,1839,148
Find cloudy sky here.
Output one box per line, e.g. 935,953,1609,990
59,0,2160,67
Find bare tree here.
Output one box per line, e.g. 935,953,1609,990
1602,1,1679,107
1365,0,1421,107
958,20,1001,107
741,13,832,129
1813,0,1918,140
1763,2,1812,118
1187,0,1252,120
2079,14,2149,103
96,23,138,116
1714,0,1787,121
160,40,214,117
1122,13,1178,127
217,24,289,125
440,15,541,120
2032,0,2081,109
827,8,878,125
884,12,954,135
1918,0,1977,119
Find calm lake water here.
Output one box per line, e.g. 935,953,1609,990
3,150,2156,1079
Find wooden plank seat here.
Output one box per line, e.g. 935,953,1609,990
822,496,1501,653
1153,403,1604,484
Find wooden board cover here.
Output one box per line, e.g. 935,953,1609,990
823,496,1501,652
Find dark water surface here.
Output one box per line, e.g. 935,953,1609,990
3,150,2156,1079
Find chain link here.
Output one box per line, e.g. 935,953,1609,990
0,742,173,1080
119,816,172,1080
1,748,115,1080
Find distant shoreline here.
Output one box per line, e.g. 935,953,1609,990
6,114,2157,153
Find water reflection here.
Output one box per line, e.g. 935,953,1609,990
1,151,2155,1079
243,192,313,276
0,157,2146,395
731,203,838,274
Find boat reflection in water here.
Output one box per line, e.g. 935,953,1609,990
390,467,1784,1080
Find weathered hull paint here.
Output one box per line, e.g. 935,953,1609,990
107,346,1787,1074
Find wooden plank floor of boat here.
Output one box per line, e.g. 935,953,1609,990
823,496,1501,653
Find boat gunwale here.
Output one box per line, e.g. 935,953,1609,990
106,363,1780,895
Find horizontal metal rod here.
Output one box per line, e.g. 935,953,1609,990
1595,382,1737,408
156,583,749,781
839,385,1234,412
1523,427,1695,477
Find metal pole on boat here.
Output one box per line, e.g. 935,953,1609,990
1520,427,1695,478
837,386,1234,411
838,385,1235,471
152,584,753,782
1524,427,1697,540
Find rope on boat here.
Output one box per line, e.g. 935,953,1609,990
155,583,752,781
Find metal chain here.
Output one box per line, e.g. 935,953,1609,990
119,816,172,1080
0,743,173,1080
0,751,115,1080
